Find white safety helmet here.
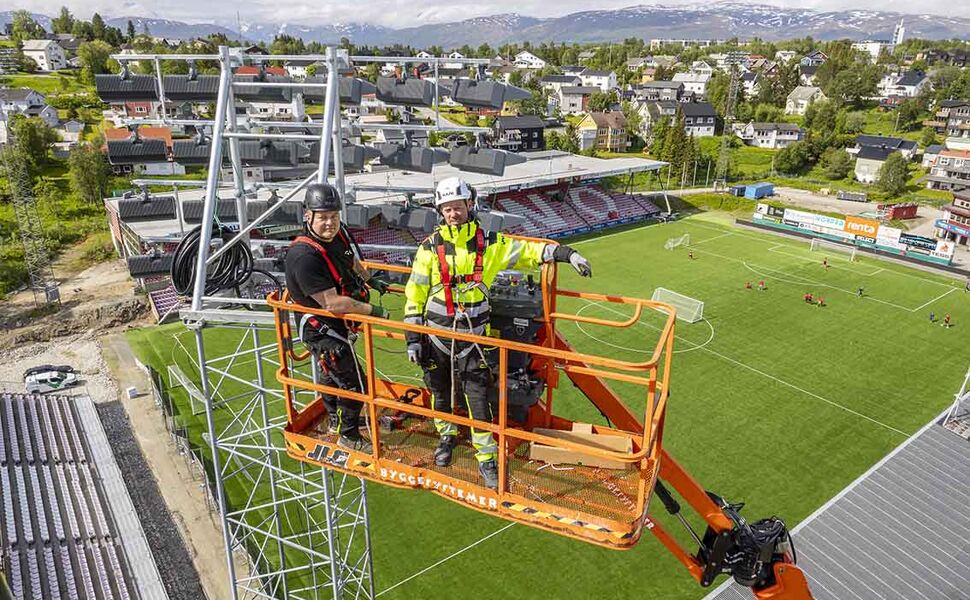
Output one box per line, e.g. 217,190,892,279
434,177,474,208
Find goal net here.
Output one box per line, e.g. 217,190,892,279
651,287,704,323
810,237,857,261
664,233,690,250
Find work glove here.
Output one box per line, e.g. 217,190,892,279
407,342,423,364
370,305,390,319
367,276,390,295
569,252,592,277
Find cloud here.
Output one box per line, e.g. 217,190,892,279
7,0,969,28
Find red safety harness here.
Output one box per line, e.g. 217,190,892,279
291,232,368,303
435,226,486,317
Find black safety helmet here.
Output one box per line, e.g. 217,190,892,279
303,183,342,212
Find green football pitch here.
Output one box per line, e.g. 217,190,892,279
128,212,968,599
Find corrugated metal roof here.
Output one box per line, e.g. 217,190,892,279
162,74,220,101
705,423,970,600
106,139,168,163
95,74,159,101
117,195,176,221
127,254,174,277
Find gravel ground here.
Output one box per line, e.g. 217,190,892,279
0,331,118,401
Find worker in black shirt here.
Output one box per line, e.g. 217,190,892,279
284,183,389,453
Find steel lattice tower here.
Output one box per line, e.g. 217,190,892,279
2,132,59,306
713,52,746,191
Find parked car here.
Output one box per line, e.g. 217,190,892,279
23,365,79,394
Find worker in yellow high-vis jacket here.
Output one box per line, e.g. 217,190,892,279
403,177,592,489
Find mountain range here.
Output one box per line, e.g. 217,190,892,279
2,3,969,48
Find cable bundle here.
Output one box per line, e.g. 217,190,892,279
171,224,254,297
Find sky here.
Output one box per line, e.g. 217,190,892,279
7,0,969,28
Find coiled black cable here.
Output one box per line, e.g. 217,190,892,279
171,224,255,297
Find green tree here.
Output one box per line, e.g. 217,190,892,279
91,13,107,40
10,10,45,42
920,127,938,148
895,99,923,132
821,147,852,180
52,7,76,34
774,140,811,174
876,152,909,197
77,40,114,85
621,101,642,146
587,91,616,113
9,116,60,171
843,111,866,134
68,143,111,204
126,20,136,41
650,116,670,156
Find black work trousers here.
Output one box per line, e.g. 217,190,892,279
421,342,497,462
307,334,366,439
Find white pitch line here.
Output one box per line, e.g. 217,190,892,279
688,231,735,247
911,287,957,313
590,301,907,436
376,523,516,597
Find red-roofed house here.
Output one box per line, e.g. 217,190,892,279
236,65,287,76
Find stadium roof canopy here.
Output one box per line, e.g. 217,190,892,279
105,150,665,242
705,417,970,600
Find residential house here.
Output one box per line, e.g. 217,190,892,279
540,75,582,96
576,112,628,152
415,51,434,60
800,50,828,67
734,122,803,149
21,104,59,128
0,47,19,74
558,86,600,115
104,128,183,176
922,144,944,168
672,72,711,97
934,189,970,245
0,88,46,114
926,149,970,191
924,100,970,139
492,115,545,152
785,86,826,115
634,80,683,102
52,119,84,157
636,100,678,139
854,146,896,184
799,65,819,86
444,51,466,70
21,39,67,71
626,57,651,72
53,34,81,57
578,50,597,63
741,71,760,96
775,50,797,63
513,51,546,70
885,70,927,98
561,65,586,77
681,102,717,137
850,135,918,161
690,61,714,77
580,69,617,93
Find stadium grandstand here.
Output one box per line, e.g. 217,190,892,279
0,393,167,599
105,150,664,321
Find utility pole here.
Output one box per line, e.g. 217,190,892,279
2,131,59,307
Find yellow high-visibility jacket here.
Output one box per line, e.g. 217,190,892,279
404,220,552,351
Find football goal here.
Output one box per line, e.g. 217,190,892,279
651,287,704,323
810,237,857,262
664,233,690,250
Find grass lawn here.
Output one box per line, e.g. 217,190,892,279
861,110,923,142
127,213,968,598
0,71,88,94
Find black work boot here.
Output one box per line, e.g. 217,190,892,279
479,459,499,490
338,434,373,454
327,412,339,435
434,435,457,467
